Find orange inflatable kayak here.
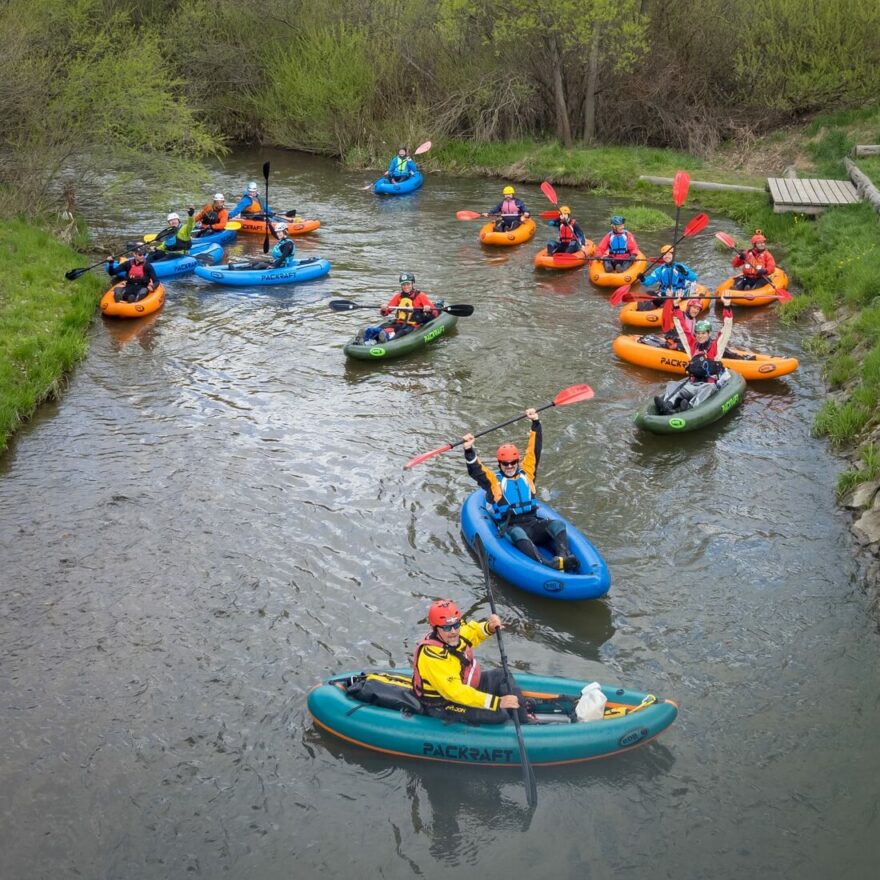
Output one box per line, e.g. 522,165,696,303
533,240,596,270
236,216,321,236
715,268,789,307
618,284,711,328
99,283,166,319
480,218,536,246
589,252,648,288
612,333,799,381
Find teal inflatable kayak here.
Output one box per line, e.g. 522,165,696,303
308,669,678,766
634,369,746,434
344,310,457,360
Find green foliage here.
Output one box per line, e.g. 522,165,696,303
0,218,103,451
616,207,675,232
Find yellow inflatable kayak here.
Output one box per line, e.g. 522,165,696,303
618,284,711,328
612,333,799,380
715,268,789,307
99,283,166,319
589,252,648,288
480,218,536,247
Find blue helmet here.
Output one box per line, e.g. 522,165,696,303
610,215,625,226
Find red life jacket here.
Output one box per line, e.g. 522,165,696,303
411,632,481,699
127,261,147,282
558,220,576,243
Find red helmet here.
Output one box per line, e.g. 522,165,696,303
496,443,520,464
751,233,766,245
428,599,461,628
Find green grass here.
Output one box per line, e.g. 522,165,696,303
837,442,880,497
856,156,880,187
0,219,103,453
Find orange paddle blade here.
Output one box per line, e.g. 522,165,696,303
404,444,453,470
610,284,633,306
714,231,737,249
683,213,709,237
553,384,594,405
456,210,481,220
414,141,432,155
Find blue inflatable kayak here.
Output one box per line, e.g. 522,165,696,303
194,257,331,287
373,171,424,195
189,227,237,247
460,490,610,600
110,242,224,280
308,669,677,766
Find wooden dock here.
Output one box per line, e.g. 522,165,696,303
768,176,860,214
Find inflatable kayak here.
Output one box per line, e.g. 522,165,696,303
344,310,458,361
308,669,678,766
612,333,799,380
374,172,424,195
193,257,331,287
189,227,237,247
589,252,648,288
634,370,746,434
533,241,596,270
460,490,610,601
480,218,537,247
99,282,166,319
715,268,790,307
235,216,321,236
110,243,223,280
618,284,711,328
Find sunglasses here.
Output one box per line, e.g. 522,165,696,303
439,621,461,632
498,459,519,467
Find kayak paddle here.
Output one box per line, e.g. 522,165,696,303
328,299,473,317
404,384,594,469
714,231,792,301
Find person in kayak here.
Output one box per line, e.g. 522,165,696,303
106,246,159,303
362,273,438,344
670,293,706,334
636,245,698,309
595,215,639,272
193,193,229,235
237,226,295,270
384,146,418,182
412,599,534,725
483,186,529,232
731,231,776,290
654,296,734,413
463,409,579,572
228,181,271,219
149,209,196,261
546,205,586,255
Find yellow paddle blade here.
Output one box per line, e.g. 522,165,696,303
224,221,241,231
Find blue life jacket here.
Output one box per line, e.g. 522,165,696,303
609,232,630,255
271,240,295,267
488,472,537,523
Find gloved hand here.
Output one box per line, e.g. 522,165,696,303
675,264,688,276
737,250,746,260
757,268,767,276
187,207,195,217
636,273,646,283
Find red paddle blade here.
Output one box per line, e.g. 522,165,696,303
404,443,453,469
540,181,558,205
610,283,633,306
414,140,432,155
552,384,594,406
672,171,691,208
661,299,675,332
683,213,709,237
715,231,737,249
774,289,793,302
456,210,481,220
539,210,561,220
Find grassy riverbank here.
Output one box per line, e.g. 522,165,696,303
0,219,104,454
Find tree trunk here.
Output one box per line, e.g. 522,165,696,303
582,31,600,144
549,35,573,148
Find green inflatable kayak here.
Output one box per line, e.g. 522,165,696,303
344,310,458,361
634,369,746,434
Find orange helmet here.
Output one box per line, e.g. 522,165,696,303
428,599,461,628
496,443,520,464
660,244,674,254
751,232,766,244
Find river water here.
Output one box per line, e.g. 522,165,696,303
1,151,878,879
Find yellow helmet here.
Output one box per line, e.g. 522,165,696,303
502,186,515,196
560,205,571,214
660,245,674,254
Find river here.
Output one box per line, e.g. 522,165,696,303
1,150,877,879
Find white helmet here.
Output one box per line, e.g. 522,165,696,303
166,212,180,223
247,181,258,193
213,192,225,202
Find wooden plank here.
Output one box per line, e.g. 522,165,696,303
831,179,859,203
813,179,840,204
854,145,880,158
790,179,815,205
638,176,765,193
845,157,880,214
